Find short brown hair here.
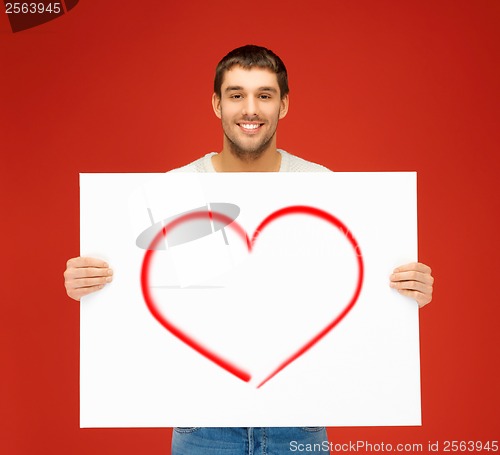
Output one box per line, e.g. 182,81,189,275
214,45,289,99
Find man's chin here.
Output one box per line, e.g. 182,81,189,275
226,137,273,162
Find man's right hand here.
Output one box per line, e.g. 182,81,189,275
64,257,113,301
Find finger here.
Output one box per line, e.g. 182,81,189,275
66,256,109,269
396,288,432,308
65,267,113,280
67,284,105,301
393,262,431,274
390,279,432,295
390,270,434,285
66,275,113,290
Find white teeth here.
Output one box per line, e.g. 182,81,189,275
240,124,259,130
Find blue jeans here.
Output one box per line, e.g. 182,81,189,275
172,427,330,454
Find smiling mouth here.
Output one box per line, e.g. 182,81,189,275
238,122,264,133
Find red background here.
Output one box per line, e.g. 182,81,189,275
1,1,499,453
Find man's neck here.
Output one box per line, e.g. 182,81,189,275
211,148,282,172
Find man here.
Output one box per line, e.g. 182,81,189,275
64,45,434,454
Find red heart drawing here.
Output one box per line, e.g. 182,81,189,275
141,206,364,388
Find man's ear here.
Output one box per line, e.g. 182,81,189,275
279,94,289,119
212,93,222,119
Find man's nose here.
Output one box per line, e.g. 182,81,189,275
242,97,258,117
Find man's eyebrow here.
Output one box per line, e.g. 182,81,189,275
225,86,244,92
257,86,278,93
224,86,278,93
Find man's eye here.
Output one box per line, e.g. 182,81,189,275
231,94,242,99
259,94,271,99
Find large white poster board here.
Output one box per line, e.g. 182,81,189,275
80,172,420,428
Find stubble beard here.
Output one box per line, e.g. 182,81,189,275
224,130,275,162
222,110,280,162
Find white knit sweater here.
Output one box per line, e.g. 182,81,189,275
172,149,330,173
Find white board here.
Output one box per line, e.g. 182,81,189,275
80,172,420,427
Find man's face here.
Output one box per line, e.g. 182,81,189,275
212,66,289,160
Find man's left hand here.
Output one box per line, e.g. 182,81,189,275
390,262,434,308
